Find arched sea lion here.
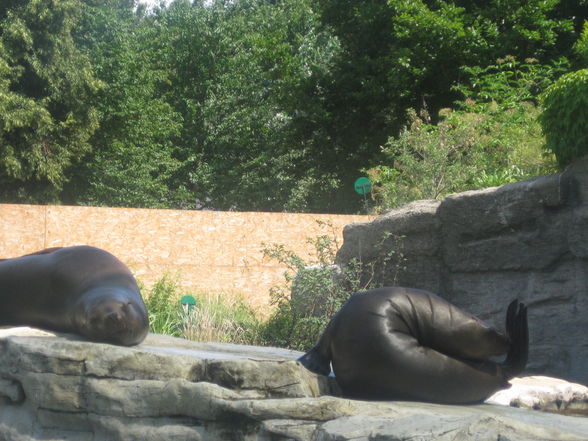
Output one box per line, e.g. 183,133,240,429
298,287,528,404
0,246,149,346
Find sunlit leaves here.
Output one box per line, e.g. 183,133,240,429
540,68,588,167
0,0,101,202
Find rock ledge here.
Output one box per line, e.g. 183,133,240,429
1,328,587,441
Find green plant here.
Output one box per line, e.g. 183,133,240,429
141,273,262,343
471,165,524,188
454,56,569,110
142,274,185,336
368,109,488,209
181,293,261,345
260,221,405,350
368,57,562,212
573,20,588,67
540,68,588,167
0,0,102,203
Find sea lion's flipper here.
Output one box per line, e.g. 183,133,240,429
298,318,334,376
505,299,518,339
298,345,331,376
502,301,528,379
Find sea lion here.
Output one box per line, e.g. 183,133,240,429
0,246,149,346
298,287,528,404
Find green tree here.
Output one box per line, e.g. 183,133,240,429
369,57,560,210
63,0,183,208
2,0,581,212
456,0,573,58
540,68,588,167
0,0,101,202
311,0,575,191
538,22,588,168
159,0,344,212
572,20,588,67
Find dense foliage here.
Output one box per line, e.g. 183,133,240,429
64,0,183,207
0,0,101,202
143,273,261,343
369,57,564,209
1,0,587,212
540,68,588,167
539,21,588,167
261,223,406,350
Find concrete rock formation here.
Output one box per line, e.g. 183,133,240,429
336,155,588,385
487,376,588,416
1,327,587,441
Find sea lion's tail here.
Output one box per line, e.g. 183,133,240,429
502,300,528,379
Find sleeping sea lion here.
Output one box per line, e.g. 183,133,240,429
298,287,528,404
0,246,149,346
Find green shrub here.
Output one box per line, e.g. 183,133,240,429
540,68,588,167
368,57,562,211
259,238,342,350
260,222,405,350
139,224,407,351
141,273,261,344
142,274,184,336
573,20,588,67
454,56,568,109
369,109,490,208
182,293,261,345
369,104,551,210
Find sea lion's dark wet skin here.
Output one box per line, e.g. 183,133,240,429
298,287,528,404
0,246,149,346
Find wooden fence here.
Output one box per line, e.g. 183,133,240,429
0,204,371,310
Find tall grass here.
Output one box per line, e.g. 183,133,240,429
182,293,261,345
142,274,184,337
141,274,261,345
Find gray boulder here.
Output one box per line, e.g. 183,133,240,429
1,327,587,441
487,376,588,416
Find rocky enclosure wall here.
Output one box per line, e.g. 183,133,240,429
336,155,588,386
1,327,587,441
0,204,369,310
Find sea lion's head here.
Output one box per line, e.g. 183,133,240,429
73,286,149,346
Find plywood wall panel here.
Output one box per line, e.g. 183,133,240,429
0,204,370,311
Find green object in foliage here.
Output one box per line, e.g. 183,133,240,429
354,177,372,195
180,295,197,312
